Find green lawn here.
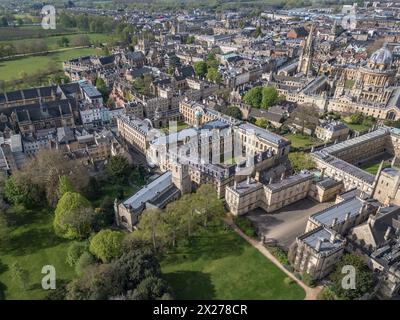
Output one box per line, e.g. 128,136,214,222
284,133,320,149
360,162,391,175
160,121,190,134
0,208,76,300
342,122,370,132
161,221,305,300
0,47,103,82
1,33,114,51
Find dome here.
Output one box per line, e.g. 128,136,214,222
369,45,393,68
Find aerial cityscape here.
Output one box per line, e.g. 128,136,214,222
1,0,400,304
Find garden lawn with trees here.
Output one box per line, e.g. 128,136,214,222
0,208,77,299
161,220,305,300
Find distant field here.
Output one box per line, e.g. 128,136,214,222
1,33,114,51
0,26,80,41
0,47,103,82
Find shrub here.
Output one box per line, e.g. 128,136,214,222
302,272,316,287
284,277,295,286
66,242,88,267
75,251,96,276
233,216,256,238
267,246,289,265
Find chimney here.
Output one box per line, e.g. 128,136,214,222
321,168,326,180
367,214,376,227
384,226,392,241
233,180,237,190
331,217,338,228
269,177,273,184
330,231,336,243
281,172,285,181
315,238,323,251
247,176,251,184
345,212,350,221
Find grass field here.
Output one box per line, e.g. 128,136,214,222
0,208,76,300
161,221,305,300
0,26,80,41
1,33,114,51
284,133,320,149
0,47,103,82
360,162,391,175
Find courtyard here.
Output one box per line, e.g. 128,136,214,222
247,198,334,249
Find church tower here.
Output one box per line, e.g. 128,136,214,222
172,162,191,195
297,24,315,76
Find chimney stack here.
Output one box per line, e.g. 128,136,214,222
384,226,392,241
233,180,237,190
315,238,323,251
345,212,350,221
331,217,338,228
281,172,285,181
247,176,251,184
321,168,326,180
330,231,336,243
269,177,273,184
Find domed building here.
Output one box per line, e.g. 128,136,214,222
327,44,400,120
367,45,393,71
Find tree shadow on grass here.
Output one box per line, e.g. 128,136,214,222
163,271,215,300
4,227,66,256
0,281,7,300
0,260,8,274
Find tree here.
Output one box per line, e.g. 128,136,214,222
71,34,91,47
261,87,279,109
75,251,96,276
185,35,195,44
106,155,130,183
206,53,219,69
255,118,268,128
94,196,115,229
54,192,94,239
59,175,75,197
0,17,8,27
67,248,166,300
194,184,225,227
66,242,89,267
4,172,44,208
288,104,319,135
243,87,263,108
10,262,30,290
136,209,168,251
164,201,185,248
95,77,109,100
0,213,9,249
89,229,124,263
330,253,374,300
58,36,70,48
288,152,315,172
22,149,89,207
223,106,242,120
193,61,208,78
128,276,171,300
206,67,221,83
